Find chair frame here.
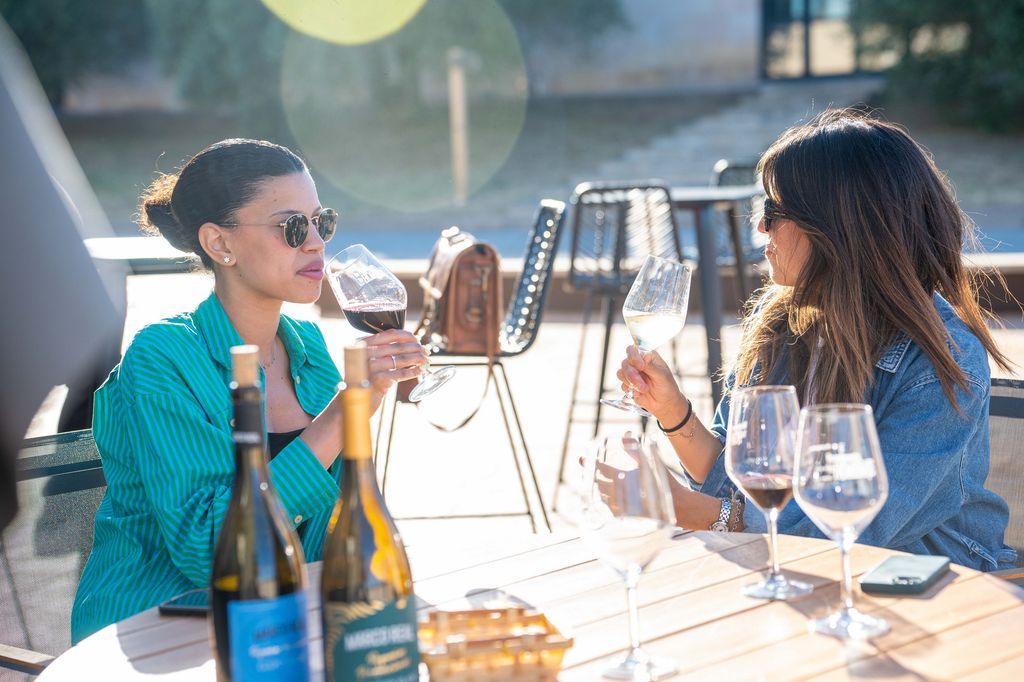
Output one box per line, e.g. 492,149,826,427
2,429,104,674
376,200,567,533
989,377,1024,584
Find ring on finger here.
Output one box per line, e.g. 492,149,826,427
391,356,397,371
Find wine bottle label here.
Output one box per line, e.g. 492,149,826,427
228,590,309,680
323,598,421,682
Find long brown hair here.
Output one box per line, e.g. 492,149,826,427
735,108,1012,407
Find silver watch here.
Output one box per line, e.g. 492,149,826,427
709,497,732,532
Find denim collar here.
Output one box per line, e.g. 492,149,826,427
875,334,912,374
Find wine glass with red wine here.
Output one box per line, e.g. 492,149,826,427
725,385,813,600
327,244,454,401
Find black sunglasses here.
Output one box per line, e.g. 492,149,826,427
762,197,786,231
224,208,338,248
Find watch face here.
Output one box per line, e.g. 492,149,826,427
710,521,729,532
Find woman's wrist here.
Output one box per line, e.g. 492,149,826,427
655,392,691,431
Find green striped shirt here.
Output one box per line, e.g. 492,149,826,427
71,293,342,643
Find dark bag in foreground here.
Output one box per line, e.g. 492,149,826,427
414,226,502,359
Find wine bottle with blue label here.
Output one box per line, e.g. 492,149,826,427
210,344,310,681
322,344,421,682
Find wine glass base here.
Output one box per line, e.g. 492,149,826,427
742,574,814,601
602,652,677,681
809,608,890,640
407,365,456,402
600,397,653,418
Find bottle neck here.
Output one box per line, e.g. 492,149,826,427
341,385,373,462
232,384,271,480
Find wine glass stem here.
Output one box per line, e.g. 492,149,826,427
767,508,781,578
838,535,855,614
623,566,643,654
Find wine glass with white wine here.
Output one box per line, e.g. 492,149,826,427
794,403,890,639
602,255,691,418
579,433,678,680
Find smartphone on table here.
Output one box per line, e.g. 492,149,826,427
859,555,950,595
158,588,210,617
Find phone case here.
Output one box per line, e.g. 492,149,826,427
157,588,210,617
859,555,950,595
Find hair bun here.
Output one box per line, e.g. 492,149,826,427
138,173,196,254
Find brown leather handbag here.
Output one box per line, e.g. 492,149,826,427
414,226,502,359
397,227,502,423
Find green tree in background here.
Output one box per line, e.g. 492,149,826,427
855,0,1024,131
0,0,150,109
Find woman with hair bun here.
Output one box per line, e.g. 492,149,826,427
617,109,1017,572
71,139,428,641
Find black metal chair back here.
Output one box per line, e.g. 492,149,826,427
567,181,684,296
380,200,566,533
499,199,567,356
2,430,104,673
711,158,758,187
989,378,1024,565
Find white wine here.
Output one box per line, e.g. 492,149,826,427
322,344,421,682
210,345,310,681
623,310,686,352
581,516,674,576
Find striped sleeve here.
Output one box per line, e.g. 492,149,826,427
120,333,338,587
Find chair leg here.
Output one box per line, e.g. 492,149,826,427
380,385,400,500
495,362,551,532
594,294,618,437
554,289,595,511
489,366,538,533
0,540,34,652
726,206,750,304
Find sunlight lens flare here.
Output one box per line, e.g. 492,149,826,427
262,0,427,45
281,0,528,212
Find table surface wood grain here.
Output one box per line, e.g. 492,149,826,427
37,531,1024,681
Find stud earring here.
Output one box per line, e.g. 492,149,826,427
223,256,231,263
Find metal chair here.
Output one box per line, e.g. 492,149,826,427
377,200,567,532
988,378,1024,585
554,182,684,507
710,158,762,303
1,430,104,675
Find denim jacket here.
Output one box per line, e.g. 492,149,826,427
692,293,1017,571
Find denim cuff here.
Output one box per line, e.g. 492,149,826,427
742,501,767,533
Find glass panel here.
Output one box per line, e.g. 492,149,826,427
765,21,807,79
809,18,857,75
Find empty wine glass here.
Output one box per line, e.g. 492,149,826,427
725,385,813,600
579,434,678,680
602,255,692,417
794,403,890,639
327,244,455,401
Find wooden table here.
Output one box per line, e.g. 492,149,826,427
670,184,764,408
37,532,1024,681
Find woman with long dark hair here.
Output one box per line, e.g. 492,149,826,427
618,109,1016,571
71,139,428,641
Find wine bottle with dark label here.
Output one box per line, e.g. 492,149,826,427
210,344,310,681
322,343,421,682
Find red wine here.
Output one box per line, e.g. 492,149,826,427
343,304,406,334
738,474,794,511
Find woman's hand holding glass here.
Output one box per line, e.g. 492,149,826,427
615,346,689,428
361,329,428,410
